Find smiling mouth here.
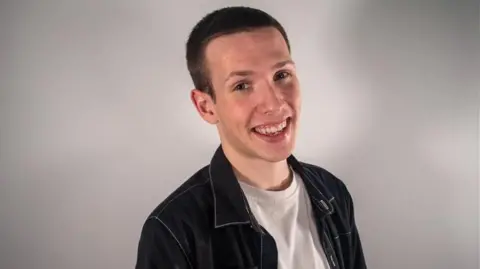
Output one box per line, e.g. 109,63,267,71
252,117,291,136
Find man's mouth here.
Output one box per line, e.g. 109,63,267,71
252,117,291,137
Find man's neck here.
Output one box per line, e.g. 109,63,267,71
222,145,292,191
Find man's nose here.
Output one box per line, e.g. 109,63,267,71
258,83,284,114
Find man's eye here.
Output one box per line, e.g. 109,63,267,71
274,71,291,81
234,83,250,91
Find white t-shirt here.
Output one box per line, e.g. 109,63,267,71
239,171,330,269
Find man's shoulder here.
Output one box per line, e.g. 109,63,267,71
298,161,351,199
298,160,356,228
145,164,214,227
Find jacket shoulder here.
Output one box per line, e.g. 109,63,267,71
299,161,352,201
137,166,213,268
146,165,214,228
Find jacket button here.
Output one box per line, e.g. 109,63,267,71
320,200,329,210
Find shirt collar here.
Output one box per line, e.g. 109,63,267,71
208,145,334,229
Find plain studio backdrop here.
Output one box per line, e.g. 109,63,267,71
0,1,478,269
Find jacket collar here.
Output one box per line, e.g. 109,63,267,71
208,145,334,229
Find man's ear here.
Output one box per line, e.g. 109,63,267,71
190,89,218,124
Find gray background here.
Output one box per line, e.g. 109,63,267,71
1,0,478,269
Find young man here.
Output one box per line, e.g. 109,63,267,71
135,6,367,269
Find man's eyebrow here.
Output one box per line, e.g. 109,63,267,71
224,60,295,83
272,59,295,69
224,70,255,83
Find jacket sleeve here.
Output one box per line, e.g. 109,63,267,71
344,186,367,269
135,217,192,269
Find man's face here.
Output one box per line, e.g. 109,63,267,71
191,27,301,162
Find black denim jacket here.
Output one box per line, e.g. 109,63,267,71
135,146,367,269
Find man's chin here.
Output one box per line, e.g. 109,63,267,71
254,147,293,163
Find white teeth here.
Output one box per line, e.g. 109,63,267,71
254,120,287,135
